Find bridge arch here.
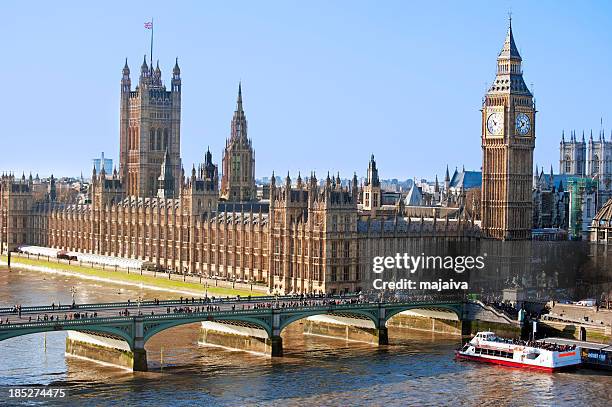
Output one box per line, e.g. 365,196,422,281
383,303,463,328
142,315,273,345
0,326,135,349
278,308,379,335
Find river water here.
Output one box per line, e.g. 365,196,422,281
0,268,610,406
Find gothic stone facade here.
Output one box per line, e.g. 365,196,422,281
120,58,182,198
0,47,486,294
220,83,256,202
0,172,479,295
560,130,612,208
481,21,535,240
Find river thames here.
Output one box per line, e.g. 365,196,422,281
0,268,611,406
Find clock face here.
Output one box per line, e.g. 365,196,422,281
515,113,531,135
487,112,503,135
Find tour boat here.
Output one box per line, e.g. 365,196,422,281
455,331,581,372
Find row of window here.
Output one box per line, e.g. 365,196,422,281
474,347,514,359
330,266,360,282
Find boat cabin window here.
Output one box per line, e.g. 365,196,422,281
476,333,495,341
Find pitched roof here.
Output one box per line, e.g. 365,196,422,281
449,170,482,189
404,184,423,206
498,22,521,61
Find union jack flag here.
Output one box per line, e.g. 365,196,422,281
144,21,153,29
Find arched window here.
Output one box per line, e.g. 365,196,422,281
150,129,155,150
564,156,571,173
157,129,162,150
163,128,169,150
593,155,600,175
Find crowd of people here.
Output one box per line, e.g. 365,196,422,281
1,292,466,325
0,311,100,325
114,296,370,317
489,336,577,352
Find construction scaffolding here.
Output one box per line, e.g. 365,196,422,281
567,176,598,240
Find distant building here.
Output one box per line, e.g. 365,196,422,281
590,198,612,243
567,177,597,240
559,129,612,210
532,167,568,230
93,152,113,176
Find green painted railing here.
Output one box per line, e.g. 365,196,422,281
0,294,359,315
0,300,465,333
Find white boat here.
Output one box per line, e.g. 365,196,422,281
456,331,581,372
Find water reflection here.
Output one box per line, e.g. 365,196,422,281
0,268,611,406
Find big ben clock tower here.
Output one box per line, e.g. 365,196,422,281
481,18,535,240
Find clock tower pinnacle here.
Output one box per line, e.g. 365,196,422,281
481,17,535,240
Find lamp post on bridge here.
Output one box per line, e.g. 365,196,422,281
70,286,77,306
137,296,143,315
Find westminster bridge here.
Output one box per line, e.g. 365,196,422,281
0,295,516,371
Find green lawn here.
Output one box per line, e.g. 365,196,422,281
0,255,263,297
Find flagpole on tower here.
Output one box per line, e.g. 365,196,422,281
150,18,154,68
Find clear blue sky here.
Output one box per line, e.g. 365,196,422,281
1,1,611,180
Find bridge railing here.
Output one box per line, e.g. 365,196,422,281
0,294,361,315
0,316,135,331
0,299,469,332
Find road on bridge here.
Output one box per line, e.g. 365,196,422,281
0,294,365,326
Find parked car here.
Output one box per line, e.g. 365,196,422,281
141,262,164,272
57,251,77,261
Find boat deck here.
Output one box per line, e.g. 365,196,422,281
544,337,612,371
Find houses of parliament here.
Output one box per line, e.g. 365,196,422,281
0,20,531,294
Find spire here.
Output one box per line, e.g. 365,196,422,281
445,165,450,182
230,82,248,141
561,130,565,142
237,81,243,112
297,171,303,188
123,58,130,74
205,146,212,165
141,55,148,72
157,149,175,199
490,16,530,96
171,57,181,92
366,154,380,187
499,14,521,61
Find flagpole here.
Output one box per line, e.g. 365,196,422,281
150,18,154,68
